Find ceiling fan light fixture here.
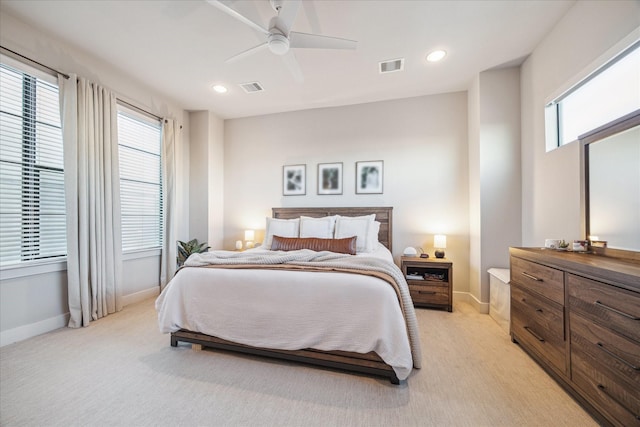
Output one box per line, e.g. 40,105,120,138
426,50,447,63
268,33,290,55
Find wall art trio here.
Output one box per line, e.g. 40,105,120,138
283,161,383,196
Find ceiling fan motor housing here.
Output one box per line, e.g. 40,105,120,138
268,33,290,55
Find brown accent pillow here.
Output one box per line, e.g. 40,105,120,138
271,235,357,255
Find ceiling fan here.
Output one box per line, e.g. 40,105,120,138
206,0,357,82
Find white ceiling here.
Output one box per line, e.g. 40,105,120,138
1,0,575,119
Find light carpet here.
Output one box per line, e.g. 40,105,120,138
0,297,596,426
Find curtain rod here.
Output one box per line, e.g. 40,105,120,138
1,45,179,127
0,45,70,79
117,99,163,122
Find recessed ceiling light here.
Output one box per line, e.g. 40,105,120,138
212,84,228,93
426,50,447,63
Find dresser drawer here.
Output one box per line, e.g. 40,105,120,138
571,312,639,392
511,256,564,305
511,284,566,374
572,355,640,427
568,274,640,343
409,282,449,306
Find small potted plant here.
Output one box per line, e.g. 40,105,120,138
177,239,210,267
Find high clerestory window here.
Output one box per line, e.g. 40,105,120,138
545,41,639,150
0,59,65,267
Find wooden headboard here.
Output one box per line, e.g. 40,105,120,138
272,207,393,252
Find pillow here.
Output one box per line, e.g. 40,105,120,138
334,214,376,253
370,220,381,248
271,236,356,255
263,217,300,249
299,215,337,239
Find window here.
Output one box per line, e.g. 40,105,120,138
546,41,640,150
117,106,162,252
0,60,65,267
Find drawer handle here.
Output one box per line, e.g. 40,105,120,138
597,384,640,420
597,342,640,371
418,291,437,295
524,326,545,342
521,272,543,282
594,301,640,320
535,308,544,313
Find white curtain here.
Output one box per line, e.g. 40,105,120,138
59,74,123,328
160,119,178,289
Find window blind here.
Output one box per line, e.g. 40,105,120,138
117,107,163,252
0,63,65,266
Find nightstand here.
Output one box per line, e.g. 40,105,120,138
401,256,453,312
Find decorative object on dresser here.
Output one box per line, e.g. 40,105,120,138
283,164,306,196
401,256,453,312
509,247,640,427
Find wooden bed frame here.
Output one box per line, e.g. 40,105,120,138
170,206,401,384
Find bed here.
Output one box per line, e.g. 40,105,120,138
156,207,421,384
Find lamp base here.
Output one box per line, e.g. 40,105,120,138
435,249,445,259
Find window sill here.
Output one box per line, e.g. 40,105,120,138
123,248,161,261
0,248,161,281
0,258,67,281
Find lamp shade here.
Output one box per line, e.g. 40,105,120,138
244,230,255,241
434,234,447,249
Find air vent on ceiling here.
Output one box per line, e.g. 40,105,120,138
379,58,404,74
239,82,264,93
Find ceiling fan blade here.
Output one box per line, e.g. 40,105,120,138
289,32,357,50
281,51,304,83
301,0,322,35
275,0,301,35
225,42,269,63
206,0,269,35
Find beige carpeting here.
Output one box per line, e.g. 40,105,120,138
0,297,596,427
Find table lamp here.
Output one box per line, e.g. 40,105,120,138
434,234,446,258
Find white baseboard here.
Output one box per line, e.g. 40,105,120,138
453,291,490,314
0,312,70,347
122,286,160,307
1,286,160,348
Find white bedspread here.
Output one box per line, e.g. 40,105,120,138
155,245,421,380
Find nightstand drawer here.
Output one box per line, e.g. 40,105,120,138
511,256,564,305
409,283,449,306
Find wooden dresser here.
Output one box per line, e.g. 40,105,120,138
509,247,640,427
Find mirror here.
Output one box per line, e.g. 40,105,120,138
581,110,640,252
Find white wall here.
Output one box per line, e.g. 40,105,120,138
468,67,522,312
521,1,640,247
188,111,225,249
223,93,471,295
0,11,190,345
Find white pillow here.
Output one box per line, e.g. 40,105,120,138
370,220,381,248
299,216,337,239
264,217,300,249
334,214,376,253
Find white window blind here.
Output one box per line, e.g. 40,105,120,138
546,41,640,149
0,62,65,267
117,107,162,252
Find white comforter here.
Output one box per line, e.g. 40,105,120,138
155,245,420,380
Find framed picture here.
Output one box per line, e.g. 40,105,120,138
283,164,306,196
356,160,383,194
317,162,343,195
